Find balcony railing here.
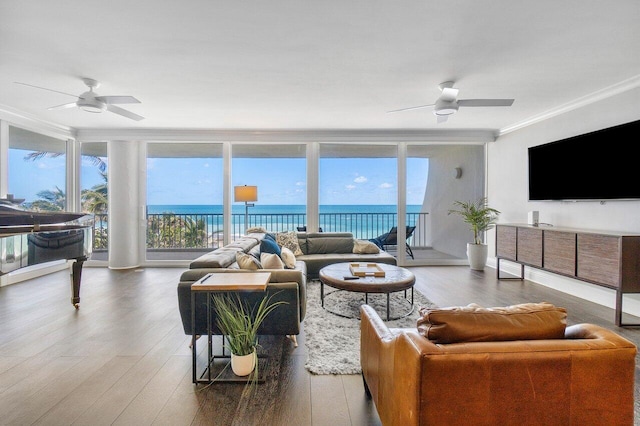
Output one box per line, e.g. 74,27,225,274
91,211,430,252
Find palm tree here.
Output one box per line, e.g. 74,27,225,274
81,171,108,213
27,186,66,211
183,216,208,247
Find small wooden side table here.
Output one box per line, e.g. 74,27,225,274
191,271,271,384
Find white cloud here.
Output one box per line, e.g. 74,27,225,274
345,184,356,190
296,181,305,186
354,176,367,183
379,182,392,189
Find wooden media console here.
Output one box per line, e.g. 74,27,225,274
495,224,640,326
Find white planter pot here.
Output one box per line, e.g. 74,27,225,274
466,243,488,271
231,349,256,376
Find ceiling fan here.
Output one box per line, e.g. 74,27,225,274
388,81,514,123
14,78,144,121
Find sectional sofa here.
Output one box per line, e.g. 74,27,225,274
177,231,397,343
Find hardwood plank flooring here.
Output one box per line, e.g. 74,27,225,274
0,266,639,425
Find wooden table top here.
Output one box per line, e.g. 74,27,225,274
191,272,271,292
319,262,415,293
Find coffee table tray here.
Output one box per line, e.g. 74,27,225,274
349,263,385,277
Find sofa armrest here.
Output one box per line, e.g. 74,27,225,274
177,279,302,336
360,305,409,425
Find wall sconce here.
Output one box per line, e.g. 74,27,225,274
454,167,463,179
234,185,258,230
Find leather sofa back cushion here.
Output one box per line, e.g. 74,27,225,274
306,237,354,254
417,302,567,344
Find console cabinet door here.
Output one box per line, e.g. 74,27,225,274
543,231,576,276
496,226,516,261
577,233,620,288
517,228,542,267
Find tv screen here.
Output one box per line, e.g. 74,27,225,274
528,119,640,201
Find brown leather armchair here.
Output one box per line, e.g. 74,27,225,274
360,304,637,425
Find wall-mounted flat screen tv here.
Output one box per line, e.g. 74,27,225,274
528,119,640,201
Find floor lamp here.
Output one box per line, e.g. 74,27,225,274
234,185,258,231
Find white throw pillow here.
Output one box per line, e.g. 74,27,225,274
260,252,285,269
280,246,296,269
236,251,263,270
353,239,380,254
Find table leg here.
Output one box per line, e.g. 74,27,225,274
387,293,390,321
207,293,212,383
191,292,196,383
321,282,324,307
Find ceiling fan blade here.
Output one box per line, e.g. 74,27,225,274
458,99,515,107
106,104,144,121
48,102,77,110
387,103,435,113
14,81,79,98
95,95,141,104
440,87,459,102
436,115,449,123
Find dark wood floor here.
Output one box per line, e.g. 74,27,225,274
1,266,639,425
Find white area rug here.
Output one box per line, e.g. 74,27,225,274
303,280,437,375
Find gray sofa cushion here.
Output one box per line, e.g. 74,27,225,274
306,237,354,254
226,236,260,252
190,247,243,269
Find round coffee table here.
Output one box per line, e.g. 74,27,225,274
318,263,416,320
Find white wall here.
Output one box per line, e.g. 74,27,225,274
487,87,640,318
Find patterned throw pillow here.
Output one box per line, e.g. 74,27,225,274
236,251,263,270
276,231,303,256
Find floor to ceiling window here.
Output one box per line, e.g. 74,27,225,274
146,143,223,261
231,144,306,236
2,126,488,268
406,144,485,263
80,142,108,261
319,144,397,239
8,126,67,211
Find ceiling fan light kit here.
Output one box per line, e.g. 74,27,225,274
434,99,458,116
77,97,107,113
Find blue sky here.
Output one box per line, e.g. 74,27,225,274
9,149,429,206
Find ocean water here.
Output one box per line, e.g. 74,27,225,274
148,204,422,215
147,204,424,239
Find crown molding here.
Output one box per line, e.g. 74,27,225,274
0,104,75,140
75,128,497,143
498,74,640,136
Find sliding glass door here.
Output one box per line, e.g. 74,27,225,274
231,144,306,236
319,144,397,240
80,142,108,261
405,144,485,264
145,143,223,261
8,126,67,211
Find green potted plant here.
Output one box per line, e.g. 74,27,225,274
211,292,286,377
448,197,500,270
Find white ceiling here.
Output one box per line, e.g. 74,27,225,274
1,1,639,133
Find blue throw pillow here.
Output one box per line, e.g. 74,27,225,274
260,237,281,257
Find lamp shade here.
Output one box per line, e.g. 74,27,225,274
234,185,258,202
